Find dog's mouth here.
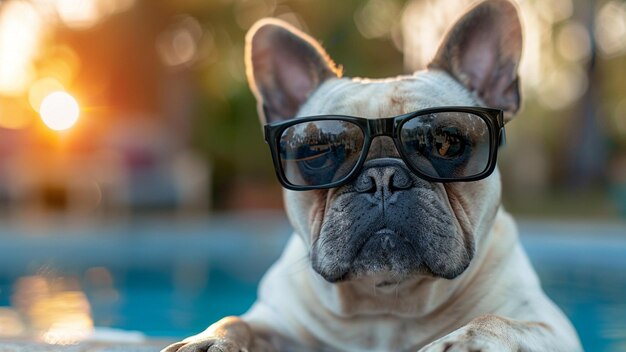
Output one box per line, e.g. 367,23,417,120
352,228,414,259
322,227,435,284
375,281,395,287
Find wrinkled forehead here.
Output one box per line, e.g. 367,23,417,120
297,70,479,118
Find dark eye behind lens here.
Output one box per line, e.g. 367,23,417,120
291,144,342,184
295,146,333,170
278,120,364,187
399,112,490,179
433,127,466,159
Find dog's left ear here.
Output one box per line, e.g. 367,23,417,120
245,19,342,125
428,0,522,120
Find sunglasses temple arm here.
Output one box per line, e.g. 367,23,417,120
262,104,272,142
498,127,507,147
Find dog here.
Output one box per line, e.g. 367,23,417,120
163,0,582,351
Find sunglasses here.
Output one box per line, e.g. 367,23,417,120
264,106,506,191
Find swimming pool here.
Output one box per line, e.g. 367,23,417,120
0,214,624,351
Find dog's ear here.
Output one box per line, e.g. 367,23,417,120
245,19,342,124
428,0,522,120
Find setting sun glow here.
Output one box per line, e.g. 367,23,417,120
39,92,80,131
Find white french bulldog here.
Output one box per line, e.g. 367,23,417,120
163,0,582,351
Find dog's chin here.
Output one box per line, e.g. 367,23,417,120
337,266,436,288
314,228,438,285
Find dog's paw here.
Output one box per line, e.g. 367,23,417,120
161,317,252,352
161,339,245,352
418,316,516,352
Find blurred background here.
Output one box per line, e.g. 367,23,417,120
0,0,624,350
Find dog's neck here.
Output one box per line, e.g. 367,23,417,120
305,207,519,319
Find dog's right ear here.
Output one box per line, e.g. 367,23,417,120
245,19,342,125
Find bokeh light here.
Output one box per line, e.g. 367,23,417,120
156,15,204,67
29,78,66,113
55,0,136,30
556,21,592,63
595,1,626,58
354,0,401,39
0,1,43,95
535,65,588,111
12,275,93,345
56,0,101,29
37,46,82,85
39,91,80,131
534,0,573,23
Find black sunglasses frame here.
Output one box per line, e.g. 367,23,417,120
264,106,506,191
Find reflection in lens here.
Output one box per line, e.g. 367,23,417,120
279,120,364,187
400,112,490,179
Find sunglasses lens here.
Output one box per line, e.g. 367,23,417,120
278,120,364,187
399,112,491,179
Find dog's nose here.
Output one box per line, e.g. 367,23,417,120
354,159,413,195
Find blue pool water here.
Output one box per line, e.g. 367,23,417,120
0,215,625,351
